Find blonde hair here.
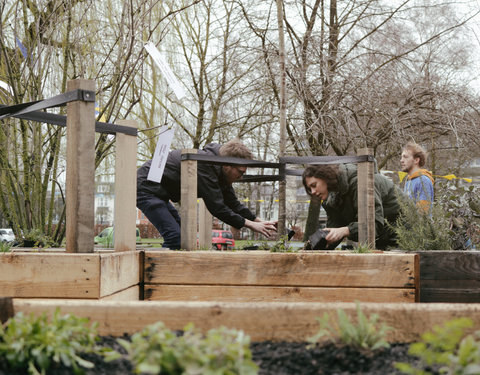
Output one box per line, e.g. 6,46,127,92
403,142,428,167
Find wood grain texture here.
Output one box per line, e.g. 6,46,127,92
0,252,100,298
0,251,140,299
12,300,480,342
180,149,198,250
66,79,95,253
144,285,415,303
99,251,141,297
419,251,480,303
144,251,417,288
114,120,138,252
357,148,375,247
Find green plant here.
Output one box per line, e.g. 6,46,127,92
435,182,480,250
21,229,54,248
0,309,99,375
106,321,258,374
308,302,391,351
392,193,452,250
0,241,12,252
395,317,480,375
352,242,373,253
269,233,294,252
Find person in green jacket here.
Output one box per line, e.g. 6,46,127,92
302,164,401,250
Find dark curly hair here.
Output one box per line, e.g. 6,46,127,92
302,164,339,197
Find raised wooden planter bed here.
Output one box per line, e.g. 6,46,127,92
144,251,419,303
0,250,141,300
419,251,480,303
10,299,480,343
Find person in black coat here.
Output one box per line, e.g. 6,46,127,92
137,139,277,249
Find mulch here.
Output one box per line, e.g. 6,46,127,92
0,335,439,375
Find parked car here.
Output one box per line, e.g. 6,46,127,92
0,228,15,243
212,229,235,250
94,227,141,247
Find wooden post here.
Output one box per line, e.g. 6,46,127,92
357,148,375,248
181,149,198,250
66,79,95,253
198,199,212,249
114,120,138,252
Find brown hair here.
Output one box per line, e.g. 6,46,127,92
302,164,339,196
403,142,427,167
219,139,253,160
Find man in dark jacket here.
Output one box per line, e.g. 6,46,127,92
302,163,401,249
137,139,277,249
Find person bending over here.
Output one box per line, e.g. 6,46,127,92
302,164,401,250
137,139,277,249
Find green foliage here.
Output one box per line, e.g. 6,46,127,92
395,317,480,375
394,181,480,251
435,182,480,250
0,309,99,375
351,242,373,253
269,234,294,252
21,228,55,248
308,303,391,351
106,321,258,375
0,241,12,252
393,193,452,250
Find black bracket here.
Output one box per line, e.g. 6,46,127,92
0,89,95,120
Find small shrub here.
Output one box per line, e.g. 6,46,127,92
435,182,480,250
21,228,54,248
106,321,258,375
270,233,294,252
308,302,391,351
0,241,12,252
352,242,373,253
395,317,480,375
0,309,99,374
393,194,452,250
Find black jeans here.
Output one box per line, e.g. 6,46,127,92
137,191,181,249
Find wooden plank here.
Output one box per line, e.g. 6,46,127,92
12,300,480,342
0,252,100,298
419,251,480,303
100,285,140,301
66,79,96,253
114,120,138,252
0,251,139,299
99,251,141,297
144,285,415,303
181,149,198,250
145,251,417,288
357,148,375,248
198,199,212,249
420,280,480,303
420,251,480,280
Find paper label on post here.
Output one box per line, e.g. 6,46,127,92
147,127,175,183
144,42,186,100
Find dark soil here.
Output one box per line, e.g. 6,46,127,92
0,336,438,375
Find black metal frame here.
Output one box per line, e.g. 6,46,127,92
182,153,373,182
0,89,137,136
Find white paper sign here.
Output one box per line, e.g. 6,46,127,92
144,42,186,100
147,127,175,183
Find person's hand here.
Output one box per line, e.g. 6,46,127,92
324,227,349,245
245,219,277,238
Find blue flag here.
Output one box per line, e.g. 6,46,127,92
15,37,29,60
